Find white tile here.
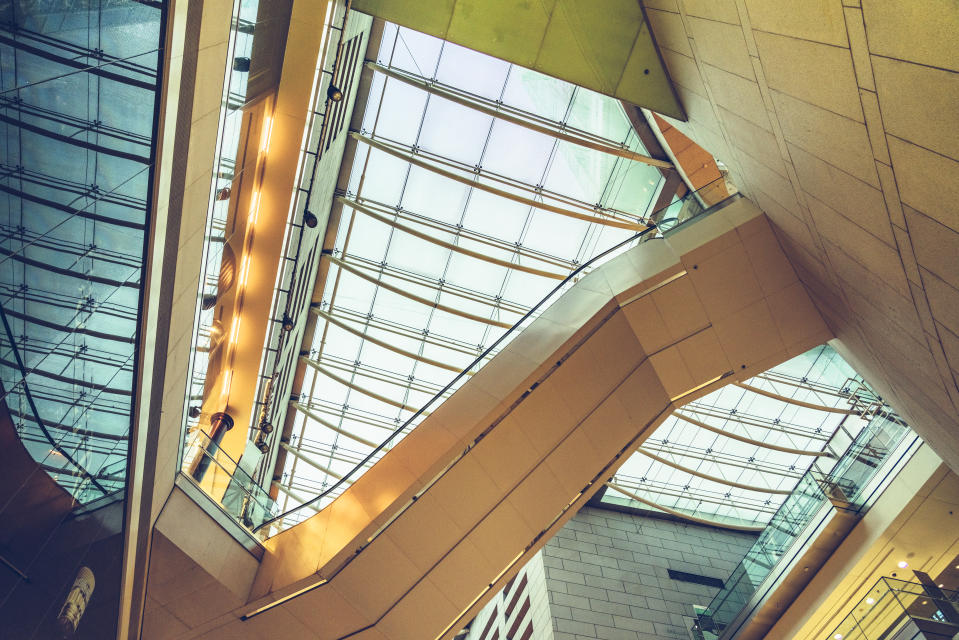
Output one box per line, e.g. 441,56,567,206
744,0,848,46
754,30,862,121
772,89,878,187
873,55,959,162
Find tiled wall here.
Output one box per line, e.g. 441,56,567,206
464,552,552,640
544,506,755,640
642,0,959,475
466,505,757,640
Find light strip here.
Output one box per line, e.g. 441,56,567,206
670,372,729,403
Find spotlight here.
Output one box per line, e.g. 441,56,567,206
233,57,251,72
201,293,217,310
188,406,201,419
865,598,875,605
898,561,909,569
327,84,343,102
259,421,274,434
216,186,231,201
281,313,295,332
256,440,269,454
304,210,319,228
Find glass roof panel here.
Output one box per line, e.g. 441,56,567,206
276,24,668,519
603,344,871,527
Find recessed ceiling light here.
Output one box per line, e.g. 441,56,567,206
834,634,843,640
865,598,875,605
898,561,909,568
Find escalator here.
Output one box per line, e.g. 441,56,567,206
147,198,834,640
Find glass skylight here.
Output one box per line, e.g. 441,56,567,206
604,344,871,527
275,24,666,522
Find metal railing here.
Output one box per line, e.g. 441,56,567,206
181,429,277,529
254,176,737,536
827,577,959,640
698,404,914,638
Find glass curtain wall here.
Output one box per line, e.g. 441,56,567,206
0,1,163,636
274,23,666,525
0,0,162,501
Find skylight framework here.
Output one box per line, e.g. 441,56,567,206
0,3,163,502
604,345,871,528
274,24,667,524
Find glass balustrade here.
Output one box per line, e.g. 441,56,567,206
828,577,959,640
699,407,913,637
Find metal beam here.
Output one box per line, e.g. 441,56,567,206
734,382,858,414
353,133,650,231
606,483,765,532
637,450,794,495
368,62,672,168
674,412,832,457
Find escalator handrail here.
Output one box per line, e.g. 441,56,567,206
253,176,736,533
252,223,657,532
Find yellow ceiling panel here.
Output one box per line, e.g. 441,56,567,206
352,0,687,119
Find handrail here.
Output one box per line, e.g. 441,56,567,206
253,176,734,533
254,224,652,531
0,301,109,495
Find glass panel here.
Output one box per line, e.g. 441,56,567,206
0,0,163,635
182,429,277,529
827,578,959,640
700,398,915,636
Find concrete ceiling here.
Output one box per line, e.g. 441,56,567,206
350,0,687,119
642,0,959,475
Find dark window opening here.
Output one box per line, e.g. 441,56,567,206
667,569,725,589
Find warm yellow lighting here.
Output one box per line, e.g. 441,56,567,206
229,316,241,345
242,579,329,619
249,190,260,225
670,373,729,403
239,254,252,288
221,370,232,394
49,449,63,457
260,114,274,152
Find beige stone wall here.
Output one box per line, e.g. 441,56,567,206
644,0,959,473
